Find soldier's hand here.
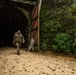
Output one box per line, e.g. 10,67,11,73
23,40,25,43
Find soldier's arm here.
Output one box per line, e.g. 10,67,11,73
21,35,25,43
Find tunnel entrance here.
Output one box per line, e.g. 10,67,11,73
0,6,29,47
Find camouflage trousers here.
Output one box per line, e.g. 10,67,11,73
16,43,21,55
28,44,34,51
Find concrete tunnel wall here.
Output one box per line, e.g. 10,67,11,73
0,5,30,47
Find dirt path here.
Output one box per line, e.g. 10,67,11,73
0,47,76,75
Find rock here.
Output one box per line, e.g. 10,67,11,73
72,68,75,71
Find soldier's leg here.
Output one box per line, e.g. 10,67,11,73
28,45,31,51
16,43,20,55
28,44,33,52
31,44,34,52
19,43,21,54
19,43,21,48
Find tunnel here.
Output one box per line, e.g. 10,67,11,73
0,5,28,47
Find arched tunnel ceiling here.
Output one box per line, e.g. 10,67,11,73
0,6,29,28
0,0,38,5
0,6,28,24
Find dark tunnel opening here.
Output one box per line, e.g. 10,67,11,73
0,6,28,47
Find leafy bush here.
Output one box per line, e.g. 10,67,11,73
40,42,48,51
72,42,76,52
52,33,72,52
72,34,76,52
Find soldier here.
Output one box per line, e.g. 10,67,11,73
13,30,25,55
28,36,35,52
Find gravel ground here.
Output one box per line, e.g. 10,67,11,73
0,47,76,75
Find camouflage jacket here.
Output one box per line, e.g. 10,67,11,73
13,33,25,43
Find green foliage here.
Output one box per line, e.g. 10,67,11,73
72,41,76,52
40,0,76,53
40,42,48,51
52,33,72,52
72,33,76,52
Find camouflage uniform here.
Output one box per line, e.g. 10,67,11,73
28,37,35,51
13,31,25,55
